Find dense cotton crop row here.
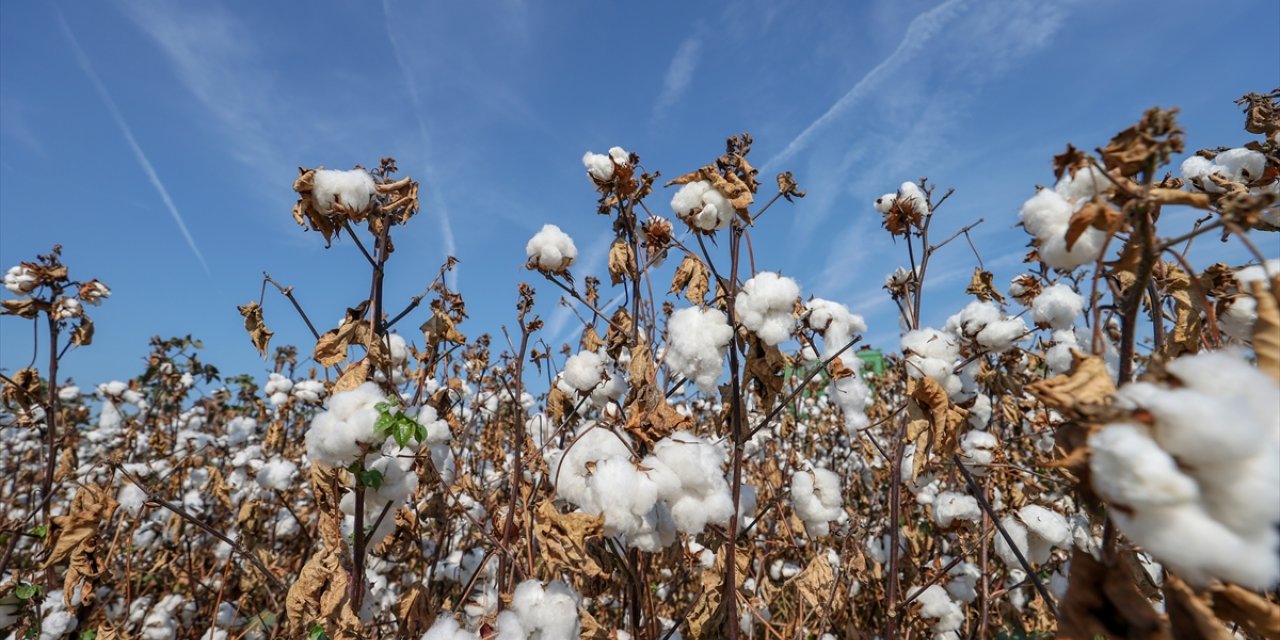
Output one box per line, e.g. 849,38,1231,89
1,93,1279,640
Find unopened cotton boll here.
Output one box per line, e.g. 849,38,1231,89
526,224,578,273
671,180,735,231
735,272,800,346
665,306,733,393
312,168,376,214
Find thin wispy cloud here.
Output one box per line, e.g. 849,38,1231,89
57,12,210,275
652,36,702,121
383,0,459,289
761,0,965,172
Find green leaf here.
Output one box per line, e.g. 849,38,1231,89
14,582,41,600
308,623,330,640
79,632,98,640
28,524,48,539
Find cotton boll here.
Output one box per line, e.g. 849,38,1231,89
947,562,981,603
791,467,846,536
526,224,578,273
1017,505,1070,564
608,146,629,166
1054,165,1112,201
652,431,735,534
1114,502,1279,589
1039,227,1107,271
898,181,929,215
3,264,37,294
873,193,897,213
933,492,981,528
959,430,998,475
1180,155,1221,192
1019,189,1073,238
1215,148,1267,182
1089,423,1199,508
563,350,604,392
583,151,615,181
665,306,733,393
735,272,800,346
912,584,964,634
312,168,376,214
804,298,867,348
305,382,386,467
255,457,298,491
670,180,735,231
994,515,1031,570
510,579,581,640
422,614,478,640
1031,284,1084,330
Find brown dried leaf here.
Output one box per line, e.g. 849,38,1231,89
314,302,370,367
333,358,370,393
604,307,633,359
1053,144,1091,180
1099,106,1184,178
70,317,94,347
1026,351,1116,417
670,254,711,305
1058,551,1170,640
1210,582,1280,639
0,298,42,318
607,237,638,285
285,546,360,634
45,483,117,570
776,171,806,202
237,302,273,358
1148,188,1211,209
1165,575,1231,640
533,501,607,579
1251,279,1280,381
789,554,835,609
965,267,1006,303
1066,201,1122,251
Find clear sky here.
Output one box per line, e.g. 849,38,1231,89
2,0,1277,388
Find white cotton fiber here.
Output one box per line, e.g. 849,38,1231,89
1030,284,1084,330
526,224,578,273
562,350,604,392
933,492,980,528
665,306,733,393
735,272,800,346
312,168,376,214
671,180,735,231
791,467,846,536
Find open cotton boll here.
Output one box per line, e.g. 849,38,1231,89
305,382,385,467
898,181,929,215
1089,423,1199,508
3,264,37,294
873,193,897,213
735,272,800,346
790,467,846,536
1030,284,1084,330
1017,505,1070,564
608,146,629,166
255,458,297,491
911,584,964,636
1054,165,1112,201
944,301,1028,353
510,579,581,640
652,431,735,534
526,224,578,273
1214,148,1267,182
548,425,633,511
933,492,981,528
582,151,615,181
1115,502,1279,589
994,515,1031,570
1019,189,1072,238
671,180,735,231
422,614,478,640
1039,228,1107,271
1180,155,1222,192
312,168,376,214
804,298,867,348
958,430,997,475
665,306,733,393
562,350,604,392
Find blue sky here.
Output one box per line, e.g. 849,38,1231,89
2,0,1277,387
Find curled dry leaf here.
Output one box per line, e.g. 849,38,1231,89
237,301,273,358
1099,106,1184,178
607,237,638,286
1065,200,1123,251
670,254,711,305
313,302,371,367
965,267,1006,303
906,376,967,480
1026,351,1116,418
789,549,836,609
1250,279,1280,381
1210,582,1280,639
1164,575,1232,640
776,171,806,202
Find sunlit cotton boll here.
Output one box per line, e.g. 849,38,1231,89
671,180,735,231
526,224,578,273
311,168,376,214
1030,284,1084,330
735,272,800,346
305,382,384,467
562,349,604,392
664,306,733,393
791,467,846,536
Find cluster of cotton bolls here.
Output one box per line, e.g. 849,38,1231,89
664,306,733,393
670,180,735,231
1181,148,1278,218
1089,350,1280,589
545,427,736,551
1013,281,1103,375
312,168,376,214
908,584,964,640
942,300,1028,353
264,372,293,406
1218,259,1279,341
423,579,582,640
735,272,799,346
790,466,846,536
803,298,872,432
901,328,964,398
304,382,390,466
557,349,627,413
1018,164,1113,270
525,224,577,274
583,146,630,182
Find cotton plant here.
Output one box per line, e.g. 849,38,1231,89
1089,350,1280,589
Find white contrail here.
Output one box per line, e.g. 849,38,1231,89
762,0,966,171
382,0,459,289
57,12,210,275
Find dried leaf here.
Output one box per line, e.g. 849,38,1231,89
776,171,806,202
906,376,967,479
1210,582,1280,639
45,483,117,570
0,298,42,319
333,358,370,393
70,317,94,347
1026,351,1116,417
286,546,360,634
314,302,370,367
1065,200,1122,251
1099,106,1184,178
237,302,273,358
533,501,607,579
789,554,835,609
965,267,1006,303
1165,575,1231,640
607,237,638,285
1250,279,1280,381
1058,551,1170,640
670,254,711,305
